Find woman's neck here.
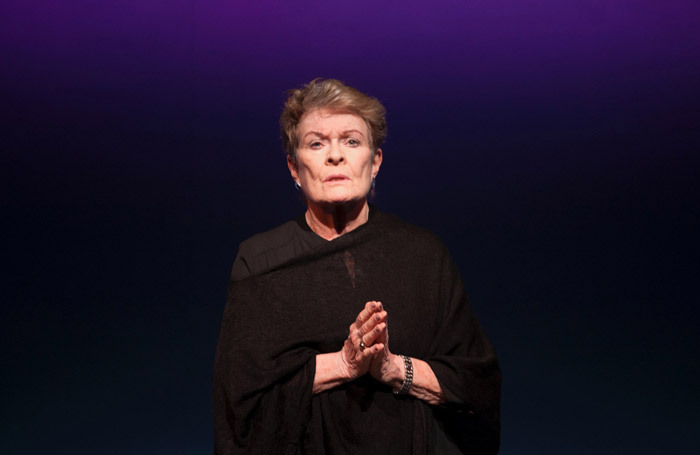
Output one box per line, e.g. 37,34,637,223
305,200,370,241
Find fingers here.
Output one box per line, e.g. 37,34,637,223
343,330,383,367
355,300,382,325
352,301,388,353
341,301,388,379
354,301,383,333
364,342,385,356
349,317,384,349
360,313,386,347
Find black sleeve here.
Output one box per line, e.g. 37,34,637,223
425,245,501,454
212,277,317,454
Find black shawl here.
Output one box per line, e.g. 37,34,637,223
213,211,501,454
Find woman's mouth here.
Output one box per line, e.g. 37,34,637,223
324,175,349,182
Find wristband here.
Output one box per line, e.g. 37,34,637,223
393,355,413,395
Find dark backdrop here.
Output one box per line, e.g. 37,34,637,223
3,1,699,453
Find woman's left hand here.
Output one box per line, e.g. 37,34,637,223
367,303,404,389
367,304,447,404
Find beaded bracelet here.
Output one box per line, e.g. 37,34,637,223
393,355,413,395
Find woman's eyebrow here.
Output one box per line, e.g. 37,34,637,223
303,129,365,139
341,129,365,137
303,131,326,139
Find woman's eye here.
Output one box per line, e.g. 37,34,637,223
347,139,359,146
310,141,322,148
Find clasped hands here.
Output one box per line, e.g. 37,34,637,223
338,300,403,388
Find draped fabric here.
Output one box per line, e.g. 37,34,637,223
213,210,501,454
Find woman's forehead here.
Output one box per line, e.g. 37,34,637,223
299,109,368,136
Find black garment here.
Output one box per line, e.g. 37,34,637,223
230,212,327,281
213,209,501,454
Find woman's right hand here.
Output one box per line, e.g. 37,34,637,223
339,300,387,379
313,300,387,394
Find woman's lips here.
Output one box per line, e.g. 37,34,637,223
324,175,349,182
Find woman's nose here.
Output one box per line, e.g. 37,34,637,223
326,141,344,164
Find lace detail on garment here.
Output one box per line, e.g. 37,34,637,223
343,251,356,289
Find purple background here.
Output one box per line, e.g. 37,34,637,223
3,1,699,453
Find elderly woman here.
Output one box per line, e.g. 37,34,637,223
213,79,500,454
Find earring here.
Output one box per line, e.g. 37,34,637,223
294,181,301,190
372,178,376,189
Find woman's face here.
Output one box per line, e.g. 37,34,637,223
288,109,382,210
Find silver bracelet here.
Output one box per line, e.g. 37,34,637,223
393,355,413,395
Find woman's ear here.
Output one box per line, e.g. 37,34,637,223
372,148,383,179
287,155,299,184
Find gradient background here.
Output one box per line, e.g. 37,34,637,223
3,1,699,453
